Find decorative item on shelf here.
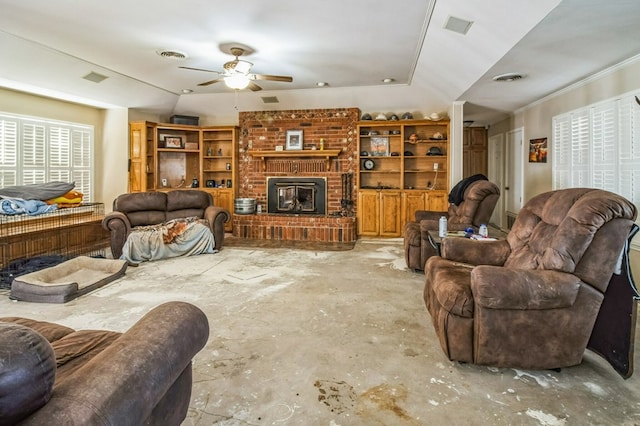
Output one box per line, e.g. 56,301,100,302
275,145,284,151
185,141,198,150
217,148,223,156
226,163,231,170
390,130,401,135
404,150,414,156
360,151,369,156
401,112,413,120
408,133,419,143
206,180,215,188
191,177,199,188
389,114,399,121
286,129,303,150
429,112,442,121
163,136,183,149
427,146,444,156
374,113,387,121
430,132,445,140
319,138,325,150
390,152,399,156
363,159,375,170
226,179,232,188
370,137,389,156
207,146,213,156
361,113,372,120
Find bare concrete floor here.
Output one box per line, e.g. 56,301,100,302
1,238,639,425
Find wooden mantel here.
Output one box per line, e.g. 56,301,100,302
247,149,341,171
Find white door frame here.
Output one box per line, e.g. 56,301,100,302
487,133,505,229
505,127,524,227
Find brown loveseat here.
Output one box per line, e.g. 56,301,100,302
423,188,638,373
102,190,230,259
404,178,500,270
0,302,209,425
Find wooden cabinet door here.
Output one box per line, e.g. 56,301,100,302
129,122,146,193
402,192,426,226
357,190,380,236
379,191,401,237
213,189,234,232
427,191,448,212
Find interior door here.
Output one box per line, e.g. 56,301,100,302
487,133,505,228
505,128,524,227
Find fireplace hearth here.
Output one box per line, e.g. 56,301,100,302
267,177,327,215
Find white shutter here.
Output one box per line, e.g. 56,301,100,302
552,115,571,190
617,97,640,204
591,103,617,192
0,119,18,186
570,110,590,187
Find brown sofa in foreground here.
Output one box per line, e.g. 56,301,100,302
0,301,209,425
404,178,500,270
424,188,638,375
102,190,230,259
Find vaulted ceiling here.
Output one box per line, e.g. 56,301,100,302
1,0,639,126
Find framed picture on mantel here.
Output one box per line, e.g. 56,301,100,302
286,130,303,150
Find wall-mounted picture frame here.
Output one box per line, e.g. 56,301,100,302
529,137,548,163
286,130,303,150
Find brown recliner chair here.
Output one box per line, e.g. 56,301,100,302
103,190,230,259
404,178,500,270
423,188,638,375
0,302,209,425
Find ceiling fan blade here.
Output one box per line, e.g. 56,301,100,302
197,78,225,87
252,74,293,83
179,66,221,74
248,81,262,91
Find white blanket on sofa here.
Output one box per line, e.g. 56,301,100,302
120,218,215,264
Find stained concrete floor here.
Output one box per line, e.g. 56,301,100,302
1,237,639,425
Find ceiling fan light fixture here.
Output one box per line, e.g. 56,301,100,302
234,60,253,75
316,81,328,87
382,78,395,83
225,74,251,90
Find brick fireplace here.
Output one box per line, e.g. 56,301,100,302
232,108,359,243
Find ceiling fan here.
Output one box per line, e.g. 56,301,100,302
180,47,293,91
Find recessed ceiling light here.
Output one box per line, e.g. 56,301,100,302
156,48,188,60
316,82,328,87
382,78,395,83
493,73,525,82
181,89,193,94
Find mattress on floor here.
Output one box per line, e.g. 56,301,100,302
10,256,127,303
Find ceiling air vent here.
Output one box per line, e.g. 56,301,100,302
262,96,279,104
83,72,108,83
156,49,188,60
493,73,525,82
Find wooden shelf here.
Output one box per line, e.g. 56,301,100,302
248,149,341,171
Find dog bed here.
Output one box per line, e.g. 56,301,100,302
10,256,127,303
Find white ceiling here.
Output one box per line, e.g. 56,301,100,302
1,0,639,126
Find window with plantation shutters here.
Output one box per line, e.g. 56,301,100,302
0,112,94,200
553,92,640,246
